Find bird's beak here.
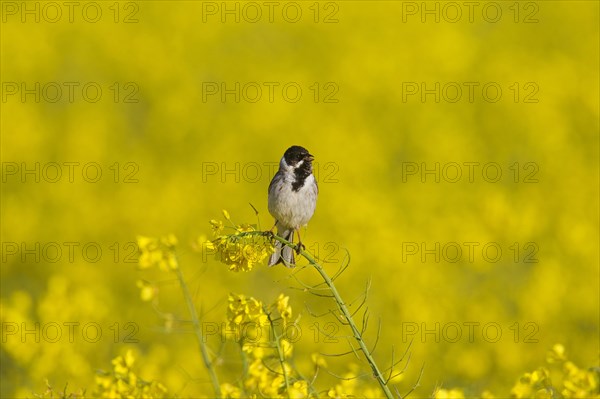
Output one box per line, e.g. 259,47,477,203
305,154,315,162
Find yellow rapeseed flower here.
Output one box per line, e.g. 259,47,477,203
275,294,292,323
135,279,157,302
208,215,273,272
227,293,267,328
95,351,168,398
137,235,178,271
434,388,466,399
288,380,308,398
547,343,567,364
220,382,242,398
311,353,327,368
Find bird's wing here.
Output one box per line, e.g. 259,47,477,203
268,171,282,194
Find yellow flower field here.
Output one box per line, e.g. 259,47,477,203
1,1,598,398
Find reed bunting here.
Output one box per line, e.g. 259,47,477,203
267,145,318,267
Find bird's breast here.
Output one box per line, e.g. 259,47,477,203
268,174,317,229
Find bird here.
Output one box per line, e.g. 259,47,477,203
268,145,318,267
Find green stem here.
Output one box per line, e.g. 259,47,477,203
235,231,395,399
299,250,394,399
264,308,292,399
174,262,221,398
238,344,250,397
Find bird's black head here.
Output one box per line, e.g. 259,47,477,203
283,145,314,167
282,146,314,191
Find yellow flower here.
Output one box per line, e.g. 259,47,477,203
236,223,256,233
137,236,160,269
222,209,231,220
137,235,178,271
562,361,599,398
94,351,168,398
511,367,552,399
434,388,466,399
227,293,266,328
311,353,327,368
280,338,293,358
136,280,157,302
511,380,533,399
161,234,177,247
208,215,273,272
547,343,567,364
221,383,242,398
288,380,308,398
246,358,270,394
210,219,224,235
95,374,111,390
111,355,129,376
276,294,292,323
125,350,135,367
243,342,266,359
211,232,271,272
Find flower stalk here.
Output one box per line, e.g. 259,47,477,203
174,259,221,398
264,307,292,399
234,231,395,399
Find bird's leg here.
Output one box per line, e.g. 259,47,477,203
295,228,305,254
264,221,277,238
268,221,277,233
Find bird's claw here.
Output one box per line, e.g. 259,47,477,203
295,242,305,254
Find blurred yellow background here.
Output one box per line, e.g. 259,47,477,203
1,1,598,397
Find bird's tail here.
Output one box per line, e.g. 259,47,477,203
268,227,295,268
